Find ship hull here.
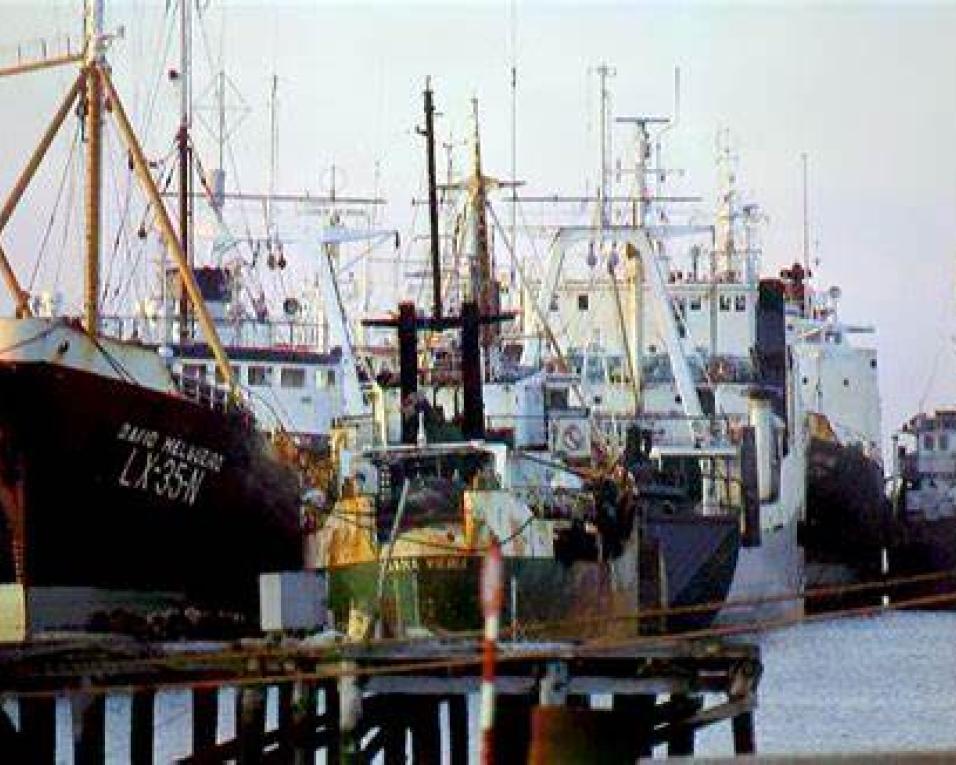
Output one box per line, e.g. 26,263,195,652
889,517,956,606
326,515,740,637
803,437,895,611
720,515,804,623
0,360,303,632
644,512,741,630
328,555,638,638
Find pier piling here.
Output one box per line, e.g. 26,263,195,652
18,695,56,763
130,688,155,764
236,680,266,764
71,690,105,765
494,694,533,765
0,633,761,761
447,694,469,765
612,693,656,757
379,699,406,765
337,662,363,764
191,687,217,755
410,697,442,762
664,693,700,756
290,678,318,764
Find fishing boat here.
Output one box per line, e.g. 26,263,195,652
300,82,741,637
780,261,894,608
305,294,739,637
0,2,306,638
887,410,956,602
504,72,897,620
498,86,803,623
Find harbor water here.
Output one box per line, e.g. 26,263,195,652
13,611,956,762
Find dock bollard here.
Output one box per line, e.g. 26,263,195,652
479,539,503,765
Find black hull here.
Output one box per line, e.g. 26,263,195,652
644,511,740,631
889,517,956,607
802,437,896,611
0,361,303,628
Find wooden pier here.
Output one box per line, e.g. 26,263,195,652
0,633,761,762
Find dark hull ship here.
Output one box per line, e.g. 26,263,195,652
0,322,303,635
644,510,740,631
801,421,897,611
0,4,311,638
888,410,956,605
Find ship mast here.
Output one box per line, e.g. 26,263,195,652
177,0,193,343
83,0,105,333
0,0,239,391
596,63,615,228
470,98,498,370
422,77,442,320
801,151,811,317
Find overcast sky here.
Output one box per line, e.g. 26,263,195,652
2,0,956,452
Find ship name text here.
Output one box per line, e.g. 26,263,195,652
116,421,226,506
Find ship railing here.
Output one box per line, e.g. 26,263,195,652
96,314,331,353
509,485,597,520
592,412,736,452
171,371,230,413
482,412,736,455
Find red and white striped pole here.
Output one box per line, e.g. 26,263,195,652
479,539,503,765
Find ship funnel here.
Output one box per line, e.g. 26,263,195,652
749,392,774,502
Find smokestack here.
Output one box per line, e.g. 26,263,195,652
461,301,484,439
398,301,419,445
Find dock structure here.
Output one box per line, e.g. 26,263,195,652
0,634,761,762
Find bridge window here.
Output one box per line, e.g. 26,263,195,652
215,365,240,385
280,367,306,389
183,363,207,381
248,365,273,387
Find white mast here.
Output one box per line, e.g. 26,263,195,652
595,63,615,228
801,151,811,316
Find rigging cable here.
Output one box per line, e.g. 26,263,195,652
101,116,142,315
28,119,80,293
51,117,80,297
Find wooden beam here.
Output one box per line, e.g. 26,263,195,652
0,52,83,79
83,62,102,333
98,65,238,394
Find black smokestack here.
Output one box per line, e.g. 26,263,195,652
460,301,484,439
398,301,419,444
